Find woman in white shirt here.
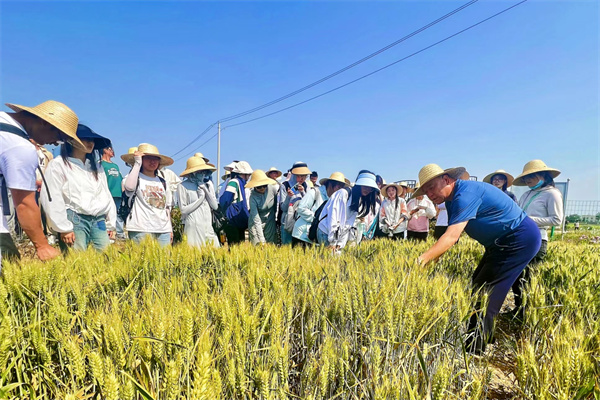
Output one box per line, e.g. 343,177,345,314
511,160,563,316
121,143,174,247
177,155,220,248
379,183,408,240
41,124,116,252
318,170,380,251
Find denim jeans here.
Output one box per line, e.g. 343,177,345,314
63,210,110,252
128,231,171,247
281,225,293,245
113,197,125,238
317,228,329,246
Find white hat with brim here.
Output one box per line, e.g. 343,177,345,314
319,172,350,187
6,100,85,150
483,170,515,187
120,143,174,167
232,161,253,175
381,183,405,197
354,172,380,192
224,161,238,172
266,167,283,178
513,160,560,186
412,164,467,198
180,156,216,177
290,162,311,176
246,169,278,188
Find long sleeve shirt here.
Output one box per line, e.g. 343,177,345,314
41,156,117,233
292,185,327,243
318,188,357,249
380,197,408,234
406,196,436,233
248,185,278,244
518,186,563,241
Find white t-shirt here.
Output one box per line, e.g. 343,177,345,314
124,173,172,233
0,112,38,234
436,203,448,227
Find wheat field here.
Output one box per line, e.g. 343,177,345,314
0,235,598,399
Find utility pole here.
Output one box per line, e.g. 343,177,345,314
217,121,221,187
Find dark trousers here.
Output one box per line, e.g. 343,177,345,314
407,230,428,241
224,224,245,245
467,217,541,353
385,232,405,240
511,239,548,311
433,226,447,240
0,232,20,264
292,237,311,248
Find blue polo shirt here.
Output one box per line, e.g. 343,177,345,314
446,179,526,247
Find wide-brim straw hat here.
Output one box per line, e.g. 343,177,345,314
381,183,405,197
290,161,311,176
194,152,210,163
180,155,217,177
6,100,85,150
232,161,253,175
120,143,174,167
513,160,561,186
319,172,350,187
483,169,515,187
412,164,467,198
266,167,282,178
397,181,414,194
246,169,278,188
120,147,138,163
354,172,380,192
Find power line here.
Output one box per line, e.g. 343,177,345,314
218,0,479,123
170,122,216,158
223,0,528,130
169,1,479,157
175,130,220,162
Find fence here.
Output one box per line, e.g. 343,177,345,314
565,200,600,222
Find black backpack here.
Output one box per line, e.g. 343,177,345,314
308,187,351,243
118,174,167,223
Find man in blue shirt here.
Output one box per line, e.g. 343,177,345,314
415,164,541,354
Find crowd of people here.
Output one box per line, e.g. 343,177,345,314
1,99,565,354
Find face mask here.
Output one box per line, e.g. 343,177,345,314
529,179,544,190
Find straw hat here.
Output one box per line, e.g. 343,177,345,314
120,147,138,163
397,181,414,194
194,152,209,163
513,160,561,186
266,167,282,178
319,172,350,187
290,161,311,176
354,172,380,192
222,170,231,181
232,161,253,175
180,155,217,177
120,143,174,167
246,169,278,189
412,164,467,198
6,100,84,149
381,183,404,197
483,169,515,187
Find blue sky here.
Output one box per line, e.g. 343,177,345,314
1,0,598,200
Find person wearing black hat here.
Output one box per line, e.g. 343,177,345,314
40,124,116,252
310,171,320,187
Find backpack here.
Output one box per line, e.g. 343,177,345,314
224,178,249,229
118,174,167,223
308,187,351,243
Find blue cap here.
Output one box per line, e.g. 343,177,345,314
76,124,111,149
354,172,379,192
